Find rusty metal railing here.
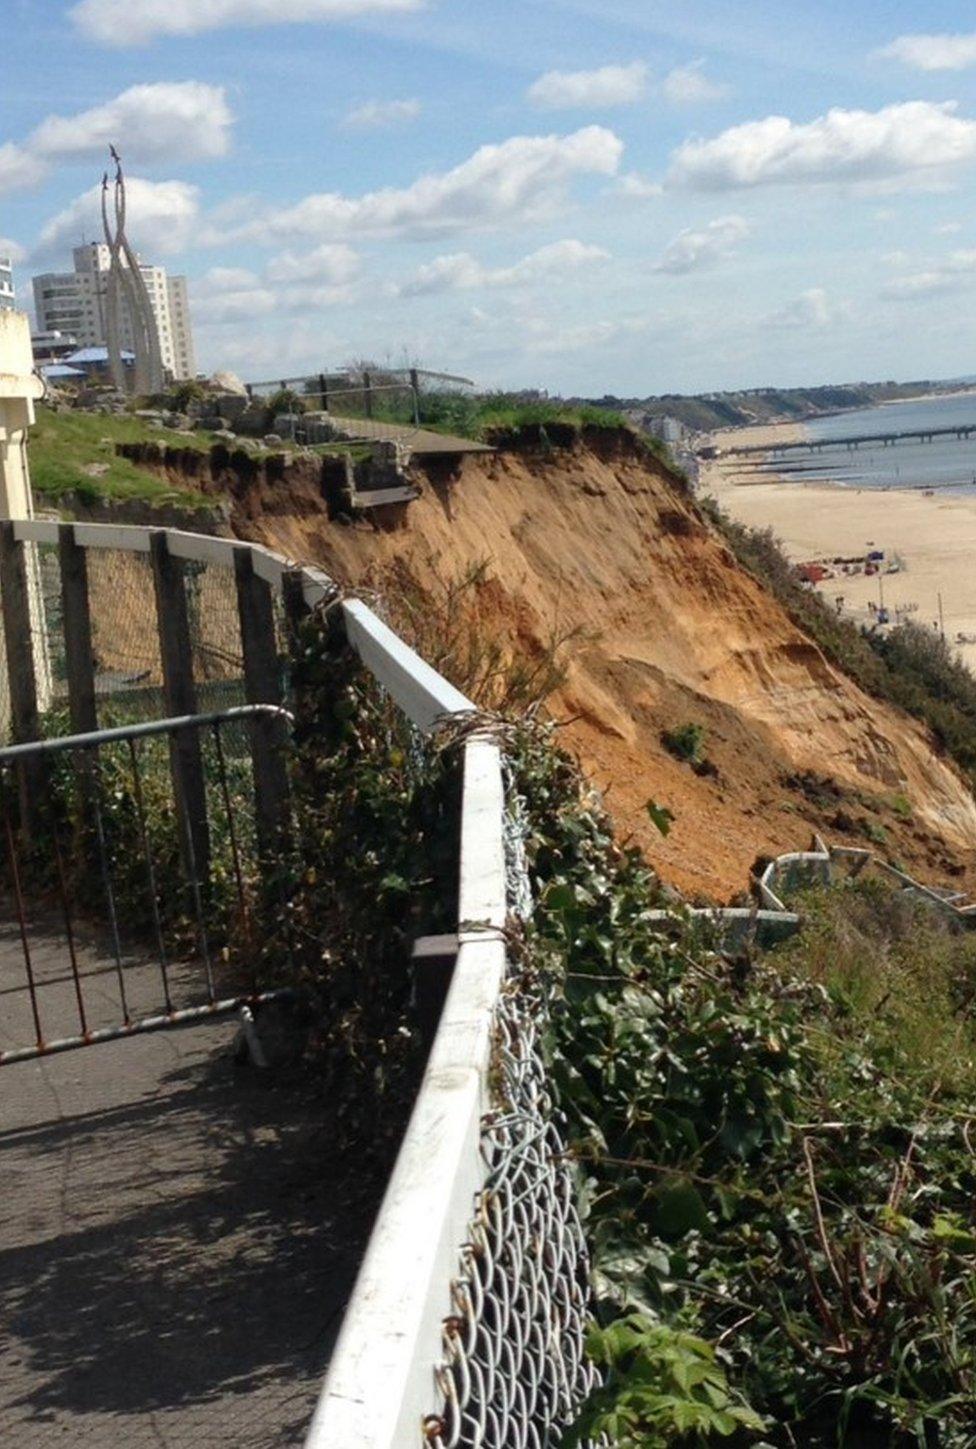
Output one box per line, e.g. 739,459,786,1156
0,704,293,1066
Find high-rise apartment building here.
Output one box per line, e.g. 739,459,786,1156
0,255,15,311
32,245,196,380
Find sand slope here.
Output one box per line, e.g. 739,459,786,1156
229,432,976,900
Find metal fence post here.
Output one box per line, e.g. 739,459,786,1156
0,520,43,831
58,524,98,736
150,530,210,880
318,372,329,412
234,547,290,857
282,568,310,649
409,367,420,427
363,370,373,419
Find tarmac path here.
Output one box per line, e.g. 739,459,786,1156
0,919,366,1446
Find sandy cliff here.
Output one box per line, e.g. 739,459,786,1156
222,429,976,899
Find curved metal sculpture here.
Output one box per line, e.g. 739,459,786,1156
101,148,164,396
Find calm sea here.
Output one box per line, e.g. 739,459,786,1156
763,391,976,492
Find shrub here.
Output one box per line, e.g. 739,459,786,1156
266,387,306,418
662,721,707,764
168,379,206,412
509,725,976,1445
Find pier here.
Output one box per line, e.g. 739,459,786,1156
724,423,976,457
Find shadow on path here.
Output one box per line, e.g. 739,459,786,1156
0,1025,377,1447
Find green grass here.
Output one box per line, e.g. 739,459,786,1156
472,400,631,434
28,406,215,508
771,878,976,1096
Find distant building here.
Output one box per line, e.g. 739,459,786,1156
0,255,15,311
643,413,686,445
61,345,135,382
32,244,196,381
41,363,87,385
32,330,79,366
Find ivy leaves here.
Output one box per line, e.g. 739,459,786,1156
510,724,976,1445
565,1316,767,1447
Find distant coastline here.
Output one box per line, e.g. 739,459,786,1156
581,377,976,437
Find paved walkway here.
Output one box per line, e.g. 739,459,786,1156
328,414,493,455
0,922,368,1446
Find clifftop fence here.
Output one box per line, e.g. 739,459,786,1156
0,515,599,1446
246,365,476,430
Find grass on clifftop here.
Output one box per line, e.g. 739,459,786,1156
28,406,214,509
416,393,686,476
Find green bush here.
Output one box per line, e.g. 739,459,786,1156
168,379,206,412
508,724,976,1445
566,1317,765,1446
662,721,707,764
266,387,306,418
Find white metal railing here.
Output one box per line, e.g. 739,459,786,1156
13,519,511,1445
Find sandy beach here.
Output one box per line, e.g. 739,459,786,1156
702,422,976,673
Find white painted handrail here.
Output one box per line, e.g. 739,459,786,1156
307,737,506,1445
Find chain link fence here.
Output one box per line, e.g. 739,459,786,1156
423,770,602,1448
426,979,603,1448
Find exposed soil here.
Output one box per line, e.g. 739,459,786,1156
130,430,976,901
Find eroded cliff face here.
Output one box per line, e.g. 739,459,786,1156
162,428,976,900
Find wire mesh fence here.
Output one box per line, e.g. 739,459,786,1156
246,367,478,441
425,976,603,1449
87,546,167,724
423,774,602,1448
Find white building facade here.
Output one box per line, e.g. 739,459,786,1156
0,256,15,311
33,245,196,381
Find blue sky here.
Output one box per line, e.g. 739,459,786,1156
3,0,976,393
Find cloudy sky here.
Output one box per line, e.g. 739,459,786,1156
4,0,976,394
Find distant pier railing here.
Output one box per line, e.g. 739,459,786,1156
724,422,976,456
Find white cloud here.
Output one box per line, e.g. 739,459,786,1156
28,83,233,165
882,271,953,298
0,237,27,264
523,314,650,354
71,0,423,45
398,238,609,296
669,101,976,190
26,82,231,169
654,214,749,273
342,98,421,129
881,248,976,298
767,287,837,328
276,282,359,311
0,143,36,196
934,221,963,235
0,83,232,201
193,283,277,324
37,177,201,258
878,33,976,71
617,171,663,198
226,126,623,244
527,62,647,110
266,243,360,284
203,266,262,290
662,60,728,105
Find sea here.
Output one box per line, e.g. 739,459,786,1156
761,391,976,493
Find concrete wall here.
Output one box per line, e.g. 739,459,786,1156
0,310,43,520
0,311,50,730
